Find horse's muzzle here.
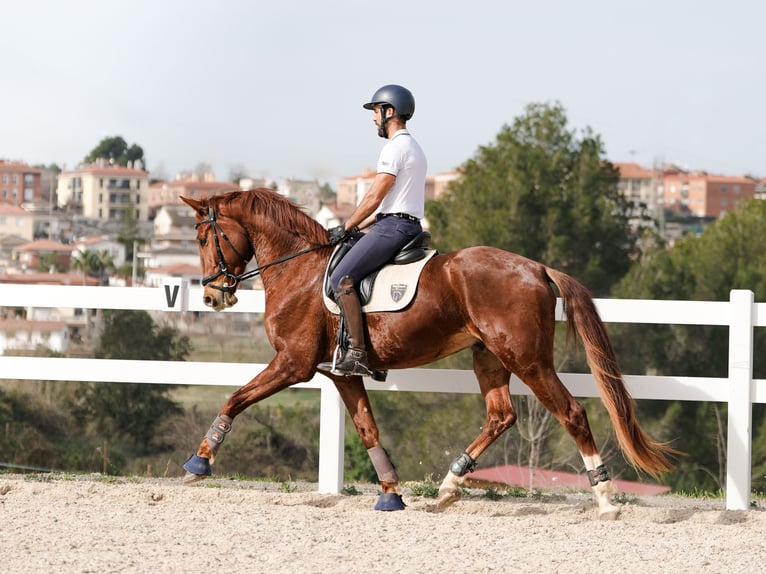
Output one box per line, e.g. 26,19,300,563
203,285,238,311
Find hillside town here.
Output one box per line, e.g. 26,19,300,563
0,154,764,356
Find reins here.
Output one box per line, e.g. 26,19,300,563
195,206,328,293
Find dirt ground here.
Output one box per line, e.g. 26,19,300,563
1,474,765,573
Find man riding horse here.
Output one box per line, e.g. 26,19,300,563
318,84,426,377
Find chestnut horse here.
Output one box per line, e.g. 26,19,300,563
180,188,675,519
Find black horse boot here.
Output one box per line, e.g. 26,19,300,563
318,276,372,377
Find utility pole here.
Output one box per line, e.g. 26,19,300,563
653,157,665,238
131,239,138,286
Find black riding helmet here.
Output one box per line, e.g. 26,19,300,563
362,84,415,121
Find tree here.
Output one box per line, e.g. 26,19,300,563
36,253,65,273
117,199,143,263
71,249,115,285
83,135,145,168
426,102,634,296
70,310,191,459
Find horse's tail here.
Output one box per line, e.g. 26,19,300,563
544,266,677,478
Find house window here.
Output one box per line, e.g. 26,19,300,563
1,175,7,184
24,188,33,201
24,174,33,184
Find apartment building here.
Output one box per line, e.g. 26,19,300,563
756,178,766,201
336,168,460,207
56,161,150,221
0,160,42,206
281,178,322,214
616,162,757,219
614,162,658,208
147,173,239,214
0,203,35,241
431,169,461,200
12,238,74,272
336,168,376,207
663,170,755,218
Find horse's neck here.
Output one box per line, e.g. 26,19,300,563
251,230,326,292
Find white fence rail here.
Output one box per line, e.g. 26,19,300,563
0,280,763,510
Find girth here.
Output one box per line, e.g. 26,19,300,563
323,231,432,305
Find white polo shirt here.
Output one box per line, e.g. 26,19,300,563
376,129,427,219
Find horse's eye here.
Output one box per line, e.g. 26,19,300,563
199,237,207,247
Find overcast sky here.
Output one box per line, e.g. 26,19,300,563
2,1,763,184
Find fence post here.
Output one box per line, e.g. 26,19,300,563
317,379,345,493
726,289,754,510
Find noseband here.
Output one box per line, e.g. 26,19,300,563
195,207,251,293
195,206,329,293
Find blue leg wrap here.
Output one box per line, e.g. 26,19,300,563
183,454,212,476
449,451,477,476
374,492,406,511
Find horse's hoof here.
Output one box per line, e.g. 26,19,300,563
436,489,461,510
598,504,621,521
374,492,406,511
183,472,207,485
182,454,212,478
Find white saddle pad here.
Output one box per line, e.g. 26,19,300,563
323,250,437,314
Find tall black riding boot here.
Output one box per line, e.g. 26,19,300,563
318,276,371,377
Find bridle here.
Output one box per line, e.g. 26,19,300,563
195,206,328,294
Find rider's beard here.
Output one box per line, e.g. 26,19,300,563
377,120,388,139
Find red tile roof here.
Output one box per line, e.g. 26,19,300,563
695,174,755,184
14,239,74,252
0,160,42,174
0,272,99,286
146,263,201,274
150,181,240,190
614,162,654,179
62,165,148,176
0,204,32,215
0,318,69,332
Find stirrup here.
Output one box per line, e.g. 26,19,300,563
318,346,373,377
317,344,344,374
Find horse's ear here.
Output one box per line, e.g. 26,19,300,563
180,195,207,217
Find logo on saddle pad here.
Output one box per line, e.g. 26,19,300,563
323,249,437,314
390,283,407,303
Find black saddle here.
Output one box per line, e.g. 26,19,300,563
324,231,432,305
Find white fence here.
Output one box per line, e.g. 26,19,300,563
0,280,763,510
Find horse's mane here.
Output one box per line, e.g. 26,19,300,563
212,188,329,245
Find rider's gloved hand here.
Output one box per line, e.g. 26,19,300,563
328,225,348,246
